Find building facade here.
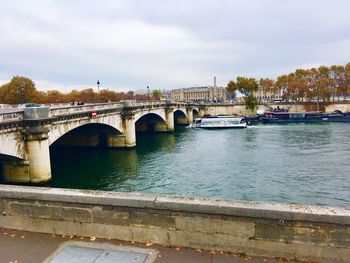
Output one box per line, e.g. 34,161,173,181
171,86,227,102
252,87,284,103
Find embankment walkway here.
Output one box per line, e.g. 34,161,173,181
0,228,298,263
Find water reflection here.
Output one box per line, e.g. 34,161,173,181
49,124,350,207
280,124,332,148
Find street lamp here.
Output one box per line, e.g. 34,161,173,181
147,86,150,102
97,80,100,103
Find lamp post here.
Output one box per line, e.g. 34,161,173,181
97,80,100,103
147,86,150,102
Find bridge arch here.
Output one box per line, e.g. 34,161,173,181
50,123,123,148
0,154,23,162
0,131,25,160
48,114,124,147
135,113,168,132
174,109,188,125
193,108,200,119
134,110,166,123
0,154,27,183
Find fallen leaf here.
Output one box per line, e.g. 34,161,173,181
90,236,96,241
146,242,153,247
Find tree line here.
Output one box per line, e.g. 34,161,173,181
227,62,350,111
0,76,161,105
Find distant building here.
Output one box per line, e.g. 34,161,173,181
161,90,172,101
134,89,147,95
252,87,284,103
171,76,227,102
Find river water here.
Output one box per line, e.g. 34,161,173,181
50,123,350,208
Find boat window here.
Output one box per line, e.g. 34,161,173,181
289,113,305,118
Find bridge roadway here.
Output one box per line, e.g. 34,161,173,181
0,101,201,184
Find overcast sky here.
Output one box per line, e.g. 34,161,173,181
1,0,350,92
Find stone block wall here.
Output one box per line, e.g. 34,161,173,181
0,185,349,263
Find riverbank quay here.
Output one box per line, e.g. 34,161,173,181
0,185,349,263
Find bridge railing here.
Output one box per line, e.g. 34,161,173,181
49,102,123,116
0,101,194,123
0,110,24,123
134,101,167,107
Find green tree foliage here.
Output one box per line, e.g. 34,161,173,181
345,63,350,96
226,77,258,97
226,76,258,110
45,90,66,103
244,93,258,112
258,78,275,98
272,63,350,106
315,66,332,103
0,76,38,104
235,76,258,95
226,80,237,95
152,89,161,100
0,76,152,104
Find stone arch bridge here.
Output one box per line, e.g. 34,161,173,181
0,101,201,184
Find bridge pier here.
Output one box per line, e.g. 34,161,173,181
107,134,126,148
187,108,194,124
24,128,51,183
2,160,30,183
166,107,175,131
2,127,52,184
123,115,136,148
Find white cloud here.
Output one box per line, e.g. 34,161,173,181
1,0,350,92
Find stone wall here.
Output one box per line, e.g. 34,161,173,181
203,102,350,116
0,185,349,263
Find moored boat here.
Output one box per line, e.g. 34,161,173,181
261,110,350,123
190,116,247,129
321,110,350,122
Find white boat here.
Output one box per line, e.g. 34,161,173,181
190,116,247,129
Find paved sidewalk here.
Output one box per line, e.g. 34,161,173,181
0,228,302,263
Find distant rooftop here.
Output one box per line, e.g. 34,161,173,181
172,86,225,91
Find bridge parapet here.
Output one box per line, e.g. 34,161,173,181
50,102,123,117
0,101,195,125
0,110,24,123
